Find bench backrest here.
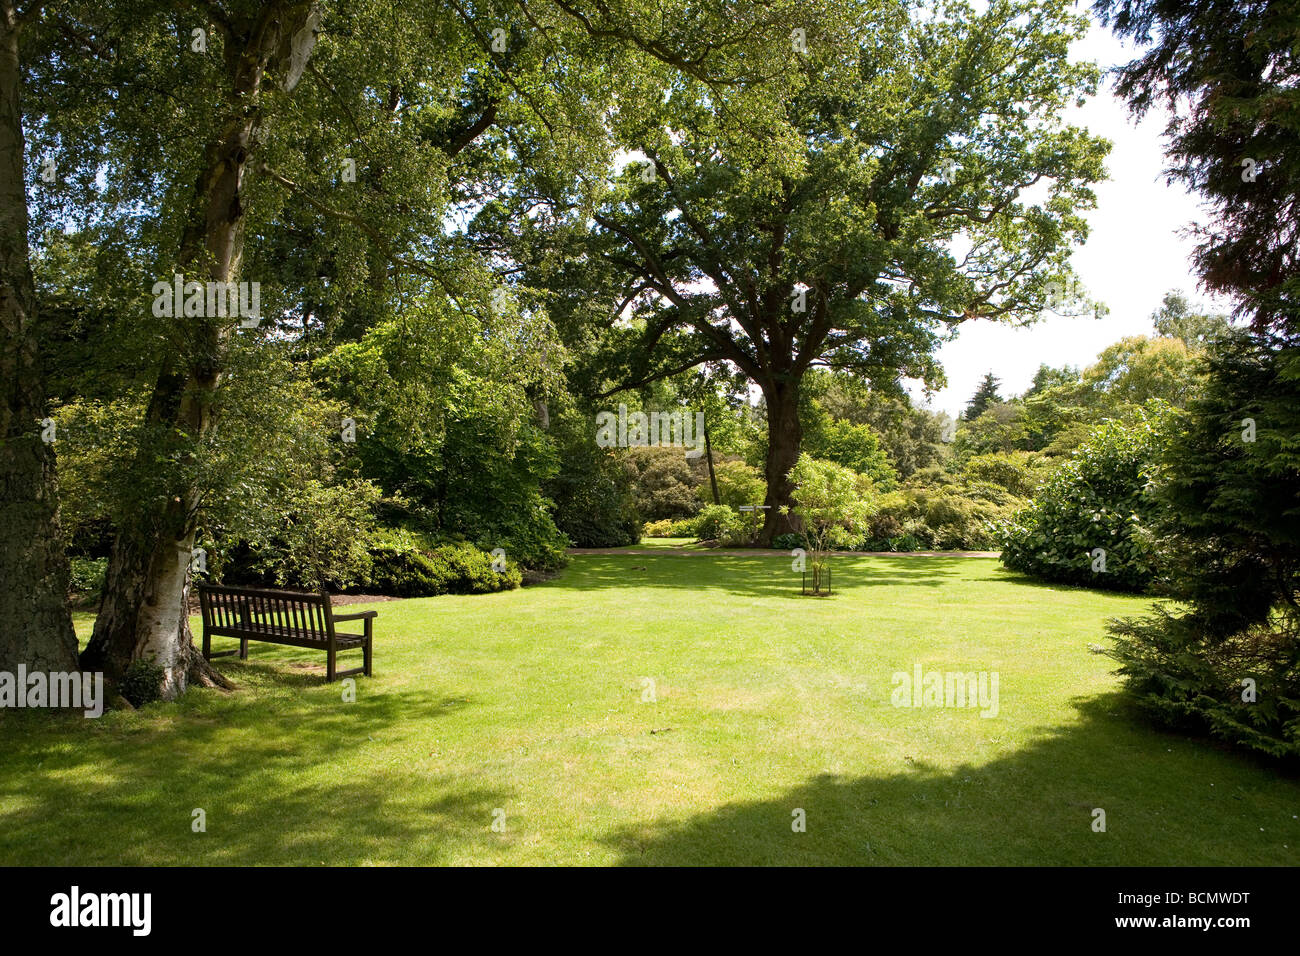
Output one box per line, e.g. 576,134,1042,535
197,585,335,643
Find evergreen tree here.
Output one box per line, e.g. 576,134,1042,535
964,373,1003,421
1097,1,1300,757
1095,0,1300,328
1108,331,1300,758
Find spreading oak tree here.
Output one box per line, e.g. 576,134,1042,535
549,0,1108,543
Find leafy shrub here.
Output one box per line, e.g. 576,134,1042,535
641,516,697,538
479,512,569,574
434,418,571,571
362,543,521,597
953,402,1030,457
1108,334,1300,759
731,508,765,545
68,557,107,598
555,501,640,548
961,479,1024,508
547,406,641,547
922,488,1004,550
771,532,804,551
238,478,385,590
960,451,1050,498
859,486,1015,551
696,459,766,510
881,533,925,552
549,452,641,547
435,542,524,593
771,480,1014,553
362,547,443,597
997,413,1165,591
805,416,898,489
667,517,697,537
625,445,703,521
693,504,745,543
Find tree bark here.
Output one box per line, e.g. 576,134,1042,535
757,379,802,546
703,414,719,505
0,4,79,675
80,2,319,698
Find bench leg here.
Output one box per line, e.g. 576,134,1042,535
363,620,373,678
239,637,248,660
202,629,210,661
327,643,336,683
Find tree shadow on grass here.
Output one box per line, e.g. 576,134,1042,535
550,555,971,599
988,566,1153,599
598,694,1300,867
0,685,509,866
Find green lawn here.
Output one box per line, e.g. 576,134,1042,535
3,554,1297,866
604,536,704,549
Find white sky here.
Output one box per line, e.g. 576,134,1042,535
904,13,1231,419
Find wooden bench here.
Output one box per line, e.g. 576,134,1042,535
197,584,375,682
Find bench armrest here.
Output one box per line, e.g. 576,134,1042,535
333,610,378,622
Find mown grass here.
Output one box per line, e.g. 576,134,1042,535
606,536,702,549
2,555,1296,865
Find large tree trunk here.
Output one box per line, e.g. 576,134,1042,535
80,378,226,695
703,415,719,505
758,379,803,547
80,2,319,699
0,6,78,675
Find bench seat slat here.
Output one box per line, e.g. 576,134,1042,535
203,627,365,650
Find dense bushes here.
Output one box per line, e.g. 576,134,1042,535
432,416,571,573
1108,334,1300,759
316,309,572,573
692,504,736,541
551,491,640,548
643,505,759,545
362,543,522,597
852,454,1040,551
650,449,1047,553
547,406,642,548
692,504,761,545
119,658,166,709
696,459,765,510
652,458,1028,553
802,414,899,490
643,516,698,538
473,506,569,574
624,446,703,520
861,485,1016,551
997,413,1165,591
67,557,107,602
960,452,1050,499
